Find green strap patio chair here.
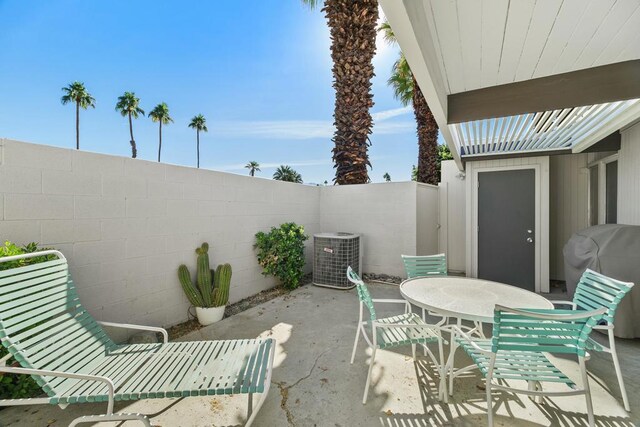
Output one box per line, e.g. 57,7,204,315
347,266,446,404
552,269,634,411
0,251,275,427
401,254,448,279
453,305,606,427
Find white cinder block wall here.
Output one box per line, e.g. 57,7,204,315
0,139,321,328
0,139,430,328
319,182,420,277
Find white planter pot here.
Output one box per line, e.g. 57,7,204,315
195,306,226,326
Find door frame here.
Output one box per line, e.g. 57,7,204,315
466,158,550,293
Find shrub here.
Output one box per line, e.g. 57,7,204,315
255,223,309,289
0,241,54,400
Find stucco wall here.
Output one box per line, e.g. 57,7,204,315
416,183,439,257
0,139,433,327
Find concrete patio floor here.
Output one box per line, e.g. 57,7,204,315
1,282,638,427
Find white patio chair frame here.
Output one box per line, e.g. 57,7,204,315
453,305,607,427
347,266,446,403
552,268,634,411
0,251,275,427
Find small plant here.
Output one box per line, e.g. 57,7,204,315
0,241,55,399
178,243,232,308
255,223,309,290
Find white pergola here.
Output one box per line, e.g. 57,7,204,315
380,0,640,168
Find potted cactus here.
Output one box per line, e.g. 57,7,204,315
178,243,232,325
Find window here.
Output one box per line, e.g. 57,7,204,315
588,154,618,226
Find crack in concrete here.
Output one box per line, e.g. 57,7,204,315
273,350,329,426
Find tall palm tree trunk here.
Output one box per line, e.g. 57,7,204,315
196,130,200,168
413,75,439,185
158,122,162,162
250,169,255,177
128,113,137,158
75,102,80,150
324,0,378,185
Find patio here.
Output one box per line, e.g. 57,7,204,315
3,281,638,426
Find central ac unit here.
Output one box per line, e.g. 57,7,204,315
313,232,362,289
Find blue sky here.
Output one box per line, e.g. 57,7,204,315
0,0,440,183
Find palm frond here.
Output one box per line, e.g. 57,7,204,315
115,92,144,118
377,20,396,45
148,102,173,124
61,81,95,108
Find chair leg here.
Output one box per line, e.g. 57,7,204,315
579,356,595,427
437,335,447,402
486,378,494,427
608,329,630,411
448,328,459,396
363,347,377,404
422,308,427,356
350,324,361,364
247,393,253,420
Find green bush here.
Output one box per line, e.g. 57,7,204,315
254,223,309,289
0,241,54,400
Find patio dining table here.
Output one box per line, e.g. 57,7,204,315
399,276,553,325
399,276,554,400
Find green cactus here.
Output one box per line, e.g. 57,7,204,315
213,263,232,307
178,264,204,306
196,243,213,307
177,243,232,308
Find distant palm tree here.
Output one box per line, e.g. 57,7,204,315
115,92,144,158
61,81,95,150
273,165,303,183
188,114,208,168
301,0,378,185
148,103,174,162
379,21,439,185
383,172,391,182
245,161,260,176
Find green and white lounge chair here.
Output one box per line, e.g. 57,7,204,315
453,305,606,427
0,251,275,426
347,266,446,403
551,269,634,411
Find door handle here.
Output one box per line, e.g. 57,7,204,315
526,237,534,243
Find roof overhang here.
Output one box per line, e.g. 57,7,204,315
379,0,640,169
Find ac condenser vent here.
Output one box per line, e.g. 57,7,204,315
313,232,362,289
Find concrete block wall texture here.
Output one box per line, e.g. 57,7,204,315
319,182,421,277
0,139,433,328
0,139,321,329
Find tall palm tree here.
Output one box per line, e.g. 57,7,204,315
188,114,208,168
379,21,439,185
273,165,303,183
245,161,260,176
61,82,95,150
148,103,173,162
115,92,144,158
302,0,378,185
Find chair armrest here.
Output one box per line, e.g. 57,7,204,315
550,300,577,309
98,321,169,344
0,366,116,413
450,326,493,355
593,324,614,330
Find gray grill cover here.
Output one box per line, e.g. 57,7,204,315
564,224,640,339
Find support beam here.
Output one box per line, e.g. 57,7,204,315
582,132,621,153
461,149,572,163
448,60,640,124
